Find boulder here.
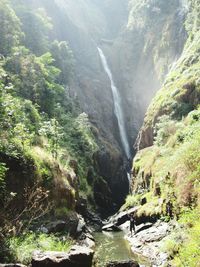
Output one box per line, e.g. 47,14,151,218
103,206,159,231
76,215,86,234
46,220,67,233
114,207,138,226
85,211,103,232
106,261,139,267
79,233,95,249
65,213,81,237
81,236,95,249
46,212,80,237
102,207,138,231
76,197,88,216
125,221,174,266
69,245,94,266
102,223,121,232
32,245,94,267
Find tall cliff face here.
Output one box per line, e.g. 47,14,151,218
10,0,189,210
48,0,187,153
103,0,187,144
50,0,130,151
126,1,200,264
11,0,130,209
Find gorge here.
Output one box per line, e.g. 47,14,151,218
0,0,200,266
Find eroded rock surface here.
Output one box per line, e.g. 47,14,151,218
124,220,175,266
32,245,94,267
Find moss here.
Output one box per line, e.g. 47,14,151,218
54,206,70,219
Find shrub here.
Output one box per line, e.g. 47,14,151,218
172,207,200,267
154,115,178,146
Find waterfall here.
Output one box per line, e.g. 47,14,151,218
97,47,131,159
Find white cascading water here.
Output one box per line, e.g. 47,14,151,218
97,47,131,159
127,172,132,194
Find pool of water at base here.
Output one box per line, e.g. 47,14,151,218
93,231,150,267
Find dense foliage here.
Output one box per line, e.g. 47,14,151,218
0,0,99,262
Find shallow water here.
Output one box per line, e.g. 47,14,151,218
93,231,149,267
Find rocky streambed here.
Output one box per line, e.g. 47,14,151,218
101,208,178,267
0,208,176,267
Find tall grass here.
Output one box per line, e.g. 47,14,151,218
8,232,74,264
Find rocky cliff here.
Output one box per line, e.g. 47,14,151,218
9,0,190,210
41,0,188,209
124,0,200,265
103,0,187,144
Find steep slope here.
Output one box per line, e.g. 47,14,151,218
24,0,189,209
0,1,102,262
9,0,131,210
124,0,200,265
103,0,187,142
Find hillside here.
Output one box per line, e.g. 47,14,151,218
0,0,104,262
123,0,200,265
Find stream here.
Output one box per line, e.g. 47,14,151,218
93,231,150,267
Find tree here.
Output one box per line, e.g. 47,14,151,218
5,49,64,116
39,118,64,159
0,0,22,56
50,40,75,85
15,7,53,55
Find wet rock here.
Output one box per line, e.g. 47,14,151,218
94,148,129,209
32,245,94,267
80,233,95,249
106,261,139,267
102,223,121,232
78,232,95,249
85,211,103,232
93,178,113,211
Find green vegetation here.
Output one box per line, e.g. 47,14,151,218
126,108,200,264
173,207,200,267
7,232,73,264
0,0,100,263
124,0,200,265
160,207,200,267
